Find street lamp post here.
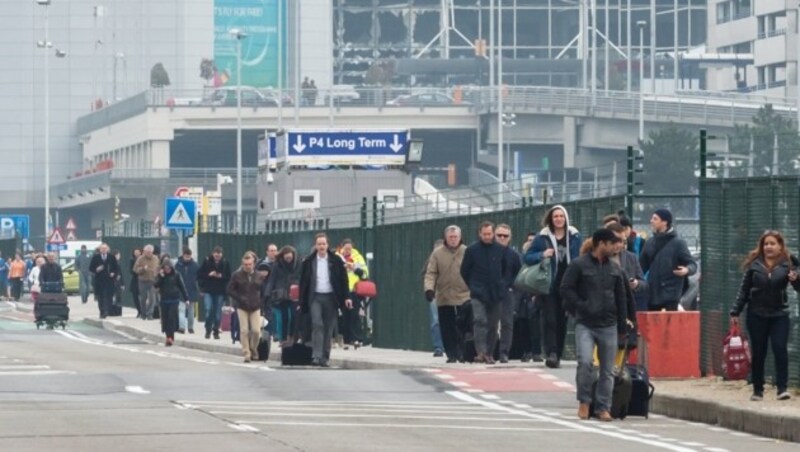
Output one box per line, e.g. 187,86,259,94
497,0,504,205
638,20,647,141
37,0,66,241
230,28,247,233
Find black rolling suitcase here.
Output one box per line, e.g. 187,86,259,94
281,343,312,366
626,365,654,417
34,292,69,326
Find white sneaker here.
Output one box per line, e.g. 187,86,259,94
750,393,763,401
777,391,792,401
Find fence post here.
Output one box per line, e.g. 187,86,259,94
626,145,634,219
360,197,368,229
699,129,708,179
372,196,379,229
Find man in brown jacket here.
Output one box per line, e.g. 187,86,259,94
227,252,265,362
424,225,470,363
133,245,161,320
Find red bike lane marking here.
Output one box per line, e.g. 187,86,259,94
432,368,575,393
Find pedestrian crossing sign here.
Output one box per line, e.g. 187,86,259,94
165,198,196,230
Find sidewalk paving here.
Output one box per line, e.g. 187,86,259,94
12,296,800,443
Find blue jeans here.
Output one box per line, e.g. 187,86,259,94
79,272,91,303
179,301,196,331
203,293,224,333
429,301,443,353
575,323,617,414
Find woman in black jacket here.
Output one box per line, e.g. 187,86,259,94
154,257,189,346
264,246,299,346
730,230,800,401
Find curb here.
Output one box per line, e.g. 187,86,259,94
651,393,800,443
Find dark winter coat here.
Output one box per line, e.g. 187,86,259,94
197,256,232,296
639,228,697,307
39,262,64,285
264,258,299,303
732,256,800,318
560,253,628,333
298,251,349,311
154,269,189,303
89,252,120,296
460,241,513,305
227,268,265,313
524,206,582,295
175,258,201,301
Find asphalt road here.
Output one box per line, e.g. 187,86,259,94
0,309,795,452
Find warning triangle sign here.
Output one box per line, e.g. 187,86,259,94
65,218,77,230
66,230,77,241
48,228,66,244
167,202,193,226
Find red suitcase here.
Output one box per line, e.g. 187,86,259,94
220,307,234,332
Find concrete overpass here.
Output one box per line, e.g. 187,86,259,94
59,86,794,230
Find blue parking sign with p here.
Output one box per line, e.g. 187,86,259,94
0,215,30,240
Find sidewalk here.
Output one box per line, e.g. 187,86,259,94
13,296,800,443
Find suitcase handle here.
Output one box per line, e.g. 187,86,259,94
647,382,655,400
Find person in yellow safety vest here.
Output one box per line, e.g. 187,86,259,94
338,239,368,349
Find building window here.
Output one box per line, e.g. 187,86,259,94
377,189,405,209
293,190,320,209
716,2,731,24
731,0,751,21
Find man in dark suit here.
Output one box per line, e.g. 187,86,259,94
298,233,351,367
90,243,120,319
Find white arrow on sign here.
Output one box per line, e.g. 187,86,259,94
292,134,306,153
389,134,403,153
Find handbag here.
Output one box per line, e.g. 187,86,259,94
722,323,751,380
513,257,552,295
354,280,377,298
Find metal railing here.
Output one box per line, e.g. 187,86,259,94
77,85,798,136
477,86,797,126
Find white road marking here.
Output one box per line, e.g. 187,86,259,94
53,330,274,370
553,381,575,388
435,374,455,380
464,389,484,393
238,421,577,432
0,364,50,370
707,427,729,432
182,400,471,407
125,385,150,394
0,370,76,376
703,448,730,452
538,374,558,380
450,381,471,387
523,368,543,373
212,412,543,422
201,406,495,415
448,391,699,452
228,423,260,432
480,394,500,400
679,442,705,447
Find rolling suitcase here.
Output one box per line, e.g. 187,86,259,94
591,348,633,419
220,307,233,332
36,292,68,304
257,334,271,362
230,309,240,344
281,343,313,366
626,365,655,418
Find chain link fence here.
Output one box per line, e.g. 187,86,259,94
700,176,800,387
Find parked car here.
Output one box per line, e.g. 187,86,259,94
386,92,463,106
322,84,360,105
258,88,293,106
679,252,701,311
200,86,279,107
61,261,80,295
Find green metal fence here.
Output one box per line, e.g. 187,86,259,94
192,196,625,353
369,195,626,352
700,177,800,387
101,236,173,309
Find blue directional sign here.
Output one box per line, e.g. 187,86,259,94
0,215,30,240
165,198,196,230
281,129,409,165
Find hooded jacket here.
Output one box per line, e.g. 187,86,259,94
639,228,697,307
524,204,582,294
732,256,800,318
424,243,470,307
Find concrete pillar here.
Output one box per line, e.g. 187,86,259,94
563,116,578,168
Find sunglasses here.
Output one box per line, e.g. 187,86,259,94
496,234,510,238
